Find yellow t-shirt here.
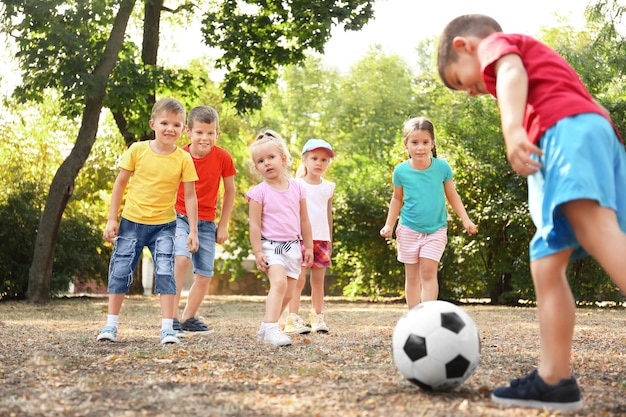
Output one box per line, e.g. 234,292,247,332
119,141,198,225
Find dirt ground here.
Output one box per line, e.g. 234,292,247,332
1,295,625,417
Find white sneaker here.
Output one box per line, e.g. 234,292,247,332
284,313,311,334
263,326,292,346
310,310,329,333
160,329,180,345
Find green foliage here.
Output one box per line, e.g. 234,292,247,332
202,0,374,112
2,1,625,304
332,155,403,297
3,0,118,118
0,93,122,299
0,187,40,299
0,185,110,300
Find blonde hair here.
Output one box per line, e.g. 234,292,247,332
151,98,185,120
248,129,293,177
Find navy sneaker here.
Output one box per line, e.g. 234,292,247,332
172,318,186,338
491,369,583,411
181,317,213,334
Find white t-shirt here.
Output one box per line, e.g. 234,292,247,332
297,178,335,241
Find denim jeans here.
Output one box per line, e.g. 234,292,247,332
107,218,177,294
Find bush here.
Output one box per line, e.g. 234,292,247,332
0,186,110,300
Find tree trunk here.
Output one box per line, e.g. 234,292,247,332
26,0,137,304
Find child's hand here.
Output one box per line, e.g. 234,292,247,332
103,220,119,243
464,220,478,236
254,252,268,273
186,233,199,254
216,224,229,244
303,248,313,269
504,128,542,176
380,225,393,239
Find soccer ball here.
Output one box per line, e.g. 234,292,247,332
392,300,480,391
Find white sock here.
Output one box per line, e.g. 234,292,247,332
162,318,173,331
106,314,119,328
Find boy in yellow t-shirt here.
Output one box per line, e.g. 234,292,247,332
97,98,199,345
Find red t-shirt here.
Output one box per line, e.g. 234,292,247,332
175,144,236,221
478,33,619,144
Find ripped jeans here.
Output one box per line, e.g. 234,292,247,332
107,218,177,294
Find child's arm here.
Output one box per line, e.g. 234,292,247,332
444,180,477,235
380,185,403,239
183,181,199,253
300,199,314,268
327,196,334,254
248,200,268,273
216,175,235,244
494,54,542,176
103,168,132,242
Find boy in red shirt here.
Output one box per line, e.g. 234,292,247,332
173,106,236,334
437,14,626,412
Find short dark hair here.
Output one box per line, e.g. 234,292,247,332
437,14,503,88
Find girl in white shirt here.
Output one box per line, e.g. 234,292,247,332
285,139,335,334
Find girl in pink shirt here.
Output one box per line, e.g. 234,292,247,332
246,129,313,347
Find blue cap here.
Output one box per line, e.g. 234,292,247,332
301,139,334,157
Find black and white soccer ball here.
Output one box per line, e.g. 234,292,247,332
392,300,480,391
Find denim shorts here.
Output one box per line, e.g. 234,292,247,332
174,213,216,277
108,218,177,294
528,113,626,260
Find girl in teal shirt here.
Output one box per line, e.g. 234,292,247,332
380,117,477,308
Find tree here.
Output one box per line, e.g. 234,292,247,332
1,0,137,302
1,0,374,303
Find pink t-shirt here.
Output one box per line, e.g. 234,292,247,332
245,179,306,241
478,33,618,144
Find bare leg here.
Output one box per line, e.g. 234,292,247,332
404,263,420,309
280,278,298,314
309,267,326,314
107,293,126,315
289,267,308,314
263,265,289,323
181,274,211,322
531,249,575,385
419,258,439,302
173,255,191,319
562,200,626,291
159,294,175,319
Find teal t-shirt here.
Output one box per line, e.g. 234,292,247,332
392,158,453,234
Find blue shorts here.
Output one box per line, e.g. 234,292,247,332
528,113,626,260
108,218,177,294
174,213,216,277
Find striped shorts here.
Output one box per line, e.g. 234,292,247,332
396,224,448,264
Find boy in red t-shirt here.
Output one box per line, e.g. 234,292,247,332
438,14,626,412
173,106,236,334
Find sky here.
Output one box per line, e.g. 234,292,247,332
0,0,597,95
322,0,593,72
